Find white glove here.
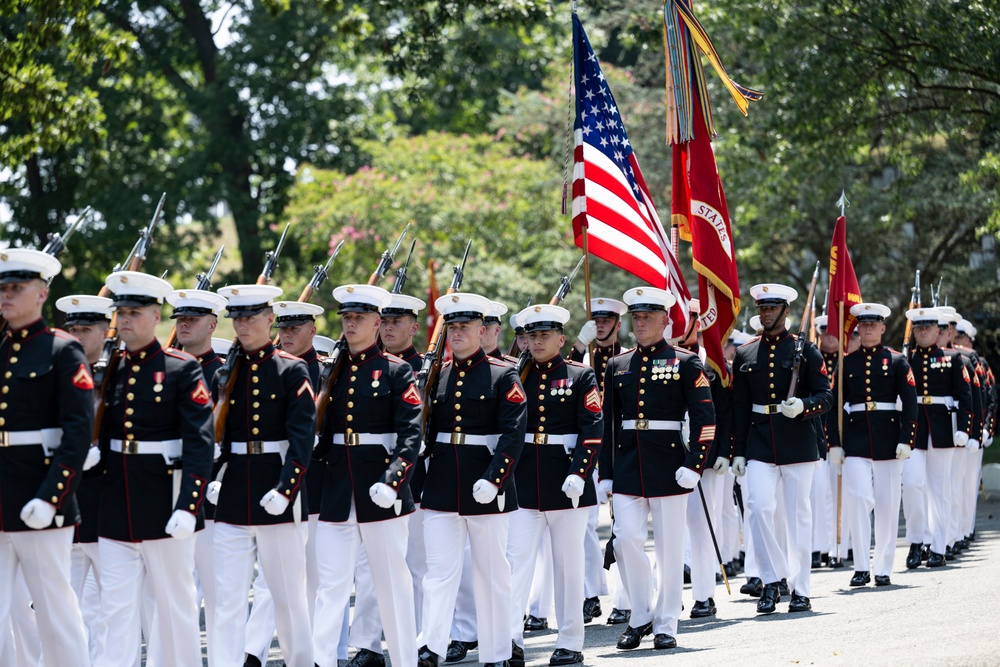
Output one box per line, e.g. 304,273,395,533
213,442,222,461
164,509,196,540
472,479,499,505
206,481,222,505
712,456,728,473
984,428,994,447
779,397,804,418
966,438,979,450
83,446,101,471
828,446,845,469
732,456,747,477
260,489,290,516
561,474,585,500
953,431,969,448
369,482,397,509
577,320,598,346
597,479,614,503
19,499,56,530
675,466,700,489
895,444,912,460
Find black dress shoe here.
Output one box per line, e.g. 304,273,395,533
690,598,717,618
777,578,789,597
683,564,692,584
524,614,548,632
243,656,262,667
483,662,509,667
616,622,653,650
788,593,811,612
957,539,968,552
945,545,955,559
821,552,830,566
445,640,477,663
811,551,822,569
549,648,584,665
346,648,386,667
828,557,845,569
874,575,891,586
919,545,930,562
740,576,763,597
606,608,630,625
724,561,737,577
653,633,677,650
509,642,525,667
846,549,854,563
905,543,922,569
927,551,946,568
418,646,440,667
583,596,602,623
756,583,779,613
849,571,871,587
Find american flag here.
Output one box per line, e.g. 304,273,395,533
570,13,691,338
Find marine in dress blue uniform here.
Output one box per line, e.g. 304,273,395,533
732,283,832,614
0,250,93,667
599,287,715,651
418,293,526,667
96,271,214,667
209,284,316,667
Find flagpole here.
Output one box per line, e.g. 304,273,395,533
836,300,845,553
581,225,595,369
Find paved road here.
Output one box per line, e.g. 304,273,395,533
256,497,1000,666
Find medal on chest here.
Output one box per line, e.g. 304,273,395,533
153,371,164,393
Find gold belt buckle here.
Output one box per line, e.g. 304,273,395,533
0,432,8,447
123,440,139,455
248,441,264,455
921,396,933,405
765,404,779,415
346,433,361,447
866,401,877,411
534,433,548,445
450,433,466,445
635,419,649,431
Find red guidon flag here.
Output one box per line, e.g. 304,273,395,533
570,14,691,339
826,215,863,351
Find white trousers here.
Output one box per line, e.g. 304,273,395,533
720,470,742,562
611,494,686,636
508,508,587,651
2,565,44,667
313,506,416,667
925,446,955,555
449,540,477,643
963,448,983,537
746,461,814,597
212,522,312,667
193,520,217,660
527,526,554,619
420,511,511,662
902,448,930,545
407,506,428,632
811,458,832,552
583,479,608,599
685,468,724,601
843,457,903,576
949,444,967,546
71,542,105,664
97,536,199,667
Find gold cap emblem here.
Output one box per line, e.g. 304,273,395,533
71,298,79,305
347,286,355,293
533,305,542,312
451,295,459,303
763,286,769,292
231,288,239,295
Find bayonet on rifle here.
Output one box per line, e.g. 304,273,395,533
392,239,417,294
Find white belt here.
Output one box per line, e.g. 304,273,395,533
846,402,898,414
751,404,782,415
919,396,955,408
435,432,501,453
0,428,63,451
333,432,395,453
110,438,182,459
621,420,682,431
231,440,289,456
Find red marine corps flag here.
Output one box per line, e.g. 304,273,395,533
826,209,863,350
571,12,691,339
664,0,761,385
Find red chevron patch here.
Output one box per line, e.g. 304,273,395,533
72,363,94,390
402,383,421,406
584,387,602,413
506,384,526,404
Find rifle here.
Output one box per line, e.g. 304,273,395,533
164,244,225,349
270,239,345,346
213,223,291,442
314,225,411,433
92,193,167,439
786,261,820,401
42,206,91,259
391,239,417,295
417,241,472,430
931,276,943,307
518,255,586,381
901,269,920,356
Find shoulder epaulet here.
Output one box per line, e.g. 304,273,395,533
886,346,901,354
748,335,762,342
487,356,508,366
276,350,298,360
48,327,75,340
565,359,586,368
164,347,197,362
385,352,404,365
442,360,453,368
